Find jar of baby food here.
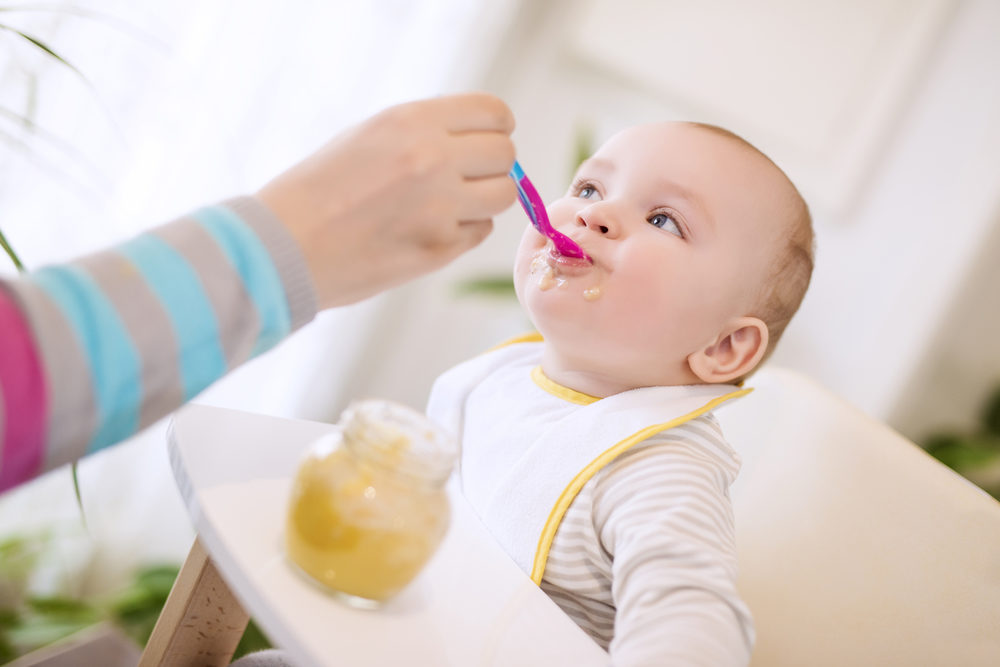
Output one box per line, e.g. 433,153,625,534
285,400,456,608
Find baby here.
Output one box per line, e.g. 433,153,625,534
427,121,814,665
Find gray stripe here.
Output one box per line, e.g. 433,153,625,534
7,281,96,470
560,606,615,634
150,218,259,369
546,574,608,595
541,588,615,647
75,249,184,430
223,196,318,330
546,530,607,554
542,586,615,619
538,420,751,654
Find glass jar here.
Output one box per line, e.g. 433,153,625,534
285,400,456,608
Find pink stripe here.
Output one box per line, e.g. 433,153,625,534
0,287,48,492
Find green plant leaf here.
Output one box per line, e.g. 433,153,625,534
982,384,1000,436
925,433,1000,471
5,616,97,651
0,4,168,53
108,565,179,647
27,597,93,616
0,226,25,272
0,533,47,586
0,23,88,81
454,276,517,298
4,597,102,654
0,630,15,664
71,464,86,528
570,124,595,175
232,619,273,660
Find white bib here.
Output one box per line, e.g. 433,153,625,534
427,338,749,583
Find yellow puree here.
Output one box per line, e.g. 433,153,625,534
531,251,601,300
285,446,450,602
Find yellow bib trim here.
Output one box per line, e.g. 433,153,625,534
487,331,543,352
528,386,753,584
530,366,600,405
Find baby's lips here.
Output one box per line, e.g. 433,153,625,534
547,246,594,275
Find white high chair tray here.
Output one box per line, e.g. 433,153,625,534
168,404,607,667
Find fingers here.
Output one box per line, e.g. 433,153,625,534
454,219,494,251
451,132,516,179
455,175,517,221
431,92,515,134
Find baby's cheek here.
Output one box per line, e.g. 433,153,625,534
520,223,547,250
513,226,543,270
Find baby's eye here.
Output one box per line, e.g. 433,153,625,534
571,179,600,200
648,212,683,237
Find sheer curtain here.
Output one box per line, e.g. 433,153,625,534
0,0,516,594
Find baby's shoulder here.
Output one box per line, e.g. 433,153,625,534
598,413,741,490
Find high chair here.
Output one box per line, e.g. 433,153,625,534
143,369,1000,666
721,368,1000,666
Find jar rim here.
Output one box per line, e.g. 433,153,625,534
340,399,457,485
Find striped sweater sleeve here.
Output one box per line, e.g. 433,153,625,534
600,428,753,666
0,196,317,492
539,414,754,665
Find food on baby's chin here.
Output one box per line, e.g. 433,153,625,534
539,266,562,291
286,445,450,603
529,249,603,300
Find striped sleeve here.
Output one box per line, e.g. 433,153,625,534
596,422,754,666
0,196,317,492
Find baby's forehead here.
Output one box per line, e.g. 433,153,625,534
594,122,801,239
599,121,756,162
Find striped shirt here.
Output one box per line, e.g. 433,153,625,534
0,197,317,491
430,345,754,666
542,417,753,666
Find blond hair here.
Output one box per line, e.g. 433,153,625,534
687,123,816,364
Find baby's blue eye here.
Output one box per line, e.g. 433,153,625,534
579,186,597,199
648,213,683,237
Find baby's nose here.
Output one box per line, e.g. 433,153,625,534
576,207,618,237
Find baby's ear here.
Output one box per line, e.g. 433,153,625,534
687,317,769,384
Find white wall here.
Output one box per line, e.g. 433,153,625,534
349,0,1000,443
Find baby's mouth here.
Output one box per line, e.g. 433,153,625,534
545,246,593,275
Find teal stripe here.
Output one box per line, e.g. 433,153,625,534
192,206,291,356
117,236,226,401
30,266,141,453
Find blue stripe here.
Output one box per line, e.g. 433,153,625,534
117,236,227,401
192,206,291,356
30,266,141,453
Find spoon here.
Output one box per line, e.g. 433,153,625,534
509,161,591,261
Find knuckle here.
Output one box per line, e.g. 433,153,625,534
400,139,447,177
499,139,516,167
376,101,422,134
478,94,515,132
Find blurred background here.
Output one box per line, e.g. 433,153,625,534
0,0,998,660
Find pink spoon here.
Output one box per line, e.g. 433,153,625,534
509,161,590,261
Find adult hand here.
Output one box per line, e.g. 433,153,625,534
257,92,517,309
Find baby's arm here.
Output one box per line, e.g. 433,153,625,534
596,437,753,666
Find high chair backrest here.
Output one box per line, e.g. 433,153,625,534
720,368,1000,666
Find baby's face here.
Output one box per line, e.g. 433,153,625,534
513,122,789,391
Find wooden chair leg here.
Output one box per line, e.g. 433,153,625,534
139,538,250,667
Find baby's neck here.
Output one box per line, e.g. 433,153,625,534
539,348,703,398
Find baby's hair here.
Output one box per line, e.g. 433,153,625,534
686,123,816,367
